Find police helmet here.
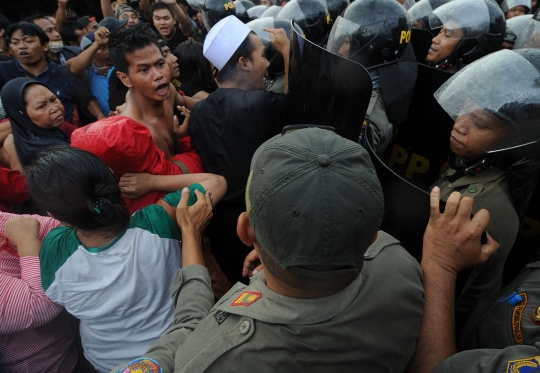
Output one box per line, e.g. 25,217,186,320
514,12,540,48
501,0,531,14
327,0,412,68
261,5,283,18
248,5,269,20
277,0,331,44
325,0,350,27
191,0,236,30
408,0,453,30
427,0,506,68
247,17,304,77
234,0,254,23
435,48,540,167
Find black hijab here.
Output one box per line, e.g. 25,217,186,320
1,77,70,167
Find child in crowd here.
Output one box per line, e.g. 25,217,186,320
18,146,226,373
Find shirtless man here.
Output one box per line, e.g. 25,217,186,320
71,24,203,213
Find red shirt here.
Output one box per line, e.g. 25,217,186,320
0,213,77,373
71,116,204,213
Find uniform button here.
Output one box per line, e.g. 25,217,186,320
468,186,478,193
239,320,251,335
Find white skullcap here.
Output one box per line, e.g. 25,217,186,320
203,15,252,70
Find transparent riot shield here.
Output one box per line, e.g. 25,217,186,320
286,25,372,142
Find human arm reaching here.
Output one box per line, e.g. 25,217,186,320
408,187,500,373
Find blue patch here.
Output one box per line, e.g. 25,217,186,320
507,356,540,373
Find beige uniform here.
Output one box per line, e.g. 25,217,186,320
123,231,425,373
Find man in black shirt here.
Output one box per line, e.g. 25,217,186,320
151,1,191,53
190,15,290,284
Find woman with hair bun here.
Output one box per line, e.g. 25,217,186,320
21,146,226,373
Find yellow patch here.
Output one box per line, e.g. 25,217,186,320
326,14,331,25
512,292,528,344
399,30,411,44
224,1,235,10
232,291,262,307
506,356,540,373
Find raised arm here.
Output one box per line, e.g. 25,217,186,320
65,26,110,77
100,0,115,17
265,27,290,94
55,0,69,33
408,188,499,373
159,0,192,37
140,0,152,21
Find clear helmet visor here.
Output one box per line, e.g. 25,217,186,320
501,0,531,12
515,19,540,49
248,5,269,19
506,14,533,38
187,0,206,11
435,49,540,157
409,1,435,29
327,16,390,61
429,0,490,40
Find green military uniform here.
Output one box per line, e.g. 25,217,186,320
434,166,519,314
365,89,393,157
434,261,540,373
124,231,424,373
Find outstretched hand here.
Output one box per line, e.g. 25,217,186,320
119,173,155,199
242,248,263,278
173,106,190,138
422,187,499,275
263,27,290,57
176,188,213,234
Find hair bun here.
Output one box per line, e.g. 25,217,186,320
93,183,122,199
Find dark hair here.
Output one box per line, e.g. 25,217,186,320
25,146,130,238
0,13,11,32
6,22,49,46
109,23,161,73
23,14,47,24
60,21,85,46
174,40,218,93
216,31,256,84
151,2,175,17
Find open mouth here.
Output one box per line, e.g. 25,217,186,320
156,83,169,96
19,51,30,57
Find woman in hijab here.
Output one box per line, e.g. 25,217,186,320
0,77,73,168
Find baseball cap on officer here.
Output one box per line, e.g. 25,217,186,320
246,127,385,278
203,15,251,70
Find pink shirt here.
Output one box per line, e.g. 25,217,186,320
0,213,77,373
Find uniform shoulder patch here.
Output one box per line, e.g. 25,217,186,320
506,356,540,373
512,292,528,344
231,291,262,307
117,358,162,373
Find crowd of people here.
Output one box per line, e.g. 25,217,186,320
2,0,540,372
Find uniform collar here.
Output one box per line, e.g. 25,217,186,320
444,166,505,188
215,270,363,325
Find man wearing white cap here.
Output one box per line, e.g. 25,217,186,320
188,15,291,285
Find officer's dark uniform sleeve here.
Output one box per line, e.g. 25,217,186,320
434,343,540,373
58,66,96,109
252,90,289,133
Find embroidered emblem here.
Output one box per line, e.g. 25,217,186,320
231,291,262,307
530,305,540,326
512,292,528,344
117,358,162,373
506,356,540,373
214,310,231,325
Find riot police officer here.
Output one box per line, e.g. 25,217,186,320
187,0,236,30
425,0,506,72
276,0,331,45
326,0,417,155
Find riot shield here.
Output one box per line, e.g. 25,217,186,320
410,28,434,65
379,63,453,190
286,25,372,142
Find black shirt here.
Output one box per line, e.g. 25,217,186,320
190,87,288,284
164,25,187,54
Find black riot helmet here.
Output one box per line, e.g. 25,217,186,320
233,0,254,23
408,0,453,30
427,0,505,69
327,0,412,68
277,0,331,44
187,0,236,30
261,5,283,18
247,17,304,77
247,5,269,20
325,0,350,27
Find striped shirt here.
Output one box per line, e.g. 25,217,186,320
0,213,77,373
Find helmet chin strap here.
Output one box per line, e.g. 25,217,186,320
446,152,493,182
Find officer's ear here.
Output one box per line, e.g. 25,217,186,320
237,212,256,246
